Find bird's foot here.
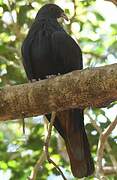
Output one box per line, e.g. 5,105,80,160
46,73,61,79
46,75,56,79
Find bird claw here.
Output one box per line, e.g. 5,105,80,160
46,73,61,79
46,75,56,79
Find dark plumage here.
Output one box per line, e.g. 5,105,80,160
21,4,94,178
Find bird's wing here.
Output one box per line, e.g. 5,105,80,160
51,31,83,73
21,22,39,80
21,38,33,80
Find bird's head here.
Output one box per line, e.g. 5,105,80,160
36,4,68,21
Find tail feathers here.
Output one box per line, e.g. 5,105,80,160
46,109,95,178
65,127,94,178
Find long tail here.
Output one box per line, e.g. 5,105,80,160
46,109,94,178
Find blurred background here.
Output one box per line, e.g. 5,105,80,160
0,0,117,179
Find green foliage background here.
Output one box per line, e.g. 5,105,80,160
0,0,117,179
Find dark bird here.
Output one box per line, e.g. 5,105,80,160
21,4,94,178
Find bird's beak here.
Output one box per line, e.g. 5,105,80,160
61,12,69,21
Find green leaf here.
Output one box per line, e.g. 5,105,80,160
94,11,105,21
0,161,8,170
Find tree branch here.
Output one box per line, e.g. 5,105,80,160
96,117,117,178
29,112,67,180
87,113,117,169
102,166,117,175
0,63,117,121
105,0,117,6
87,113,117,177
29,151,46,180
45,112,67,180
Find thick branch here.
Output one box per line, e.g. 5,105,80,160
0,63,117,121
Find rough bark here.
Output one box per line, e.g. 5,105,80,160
0,63,117,121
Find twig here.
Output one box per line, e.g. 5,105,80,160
29,151,46,180
103,116,117,138
86,112,102,134
102,166,117,175
86,113,117,176
96,116,117,176
45,111,67,180
45,112,56,160
21,112,26,134
28,117,48,180
97,118,116,176
87,113,117,168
